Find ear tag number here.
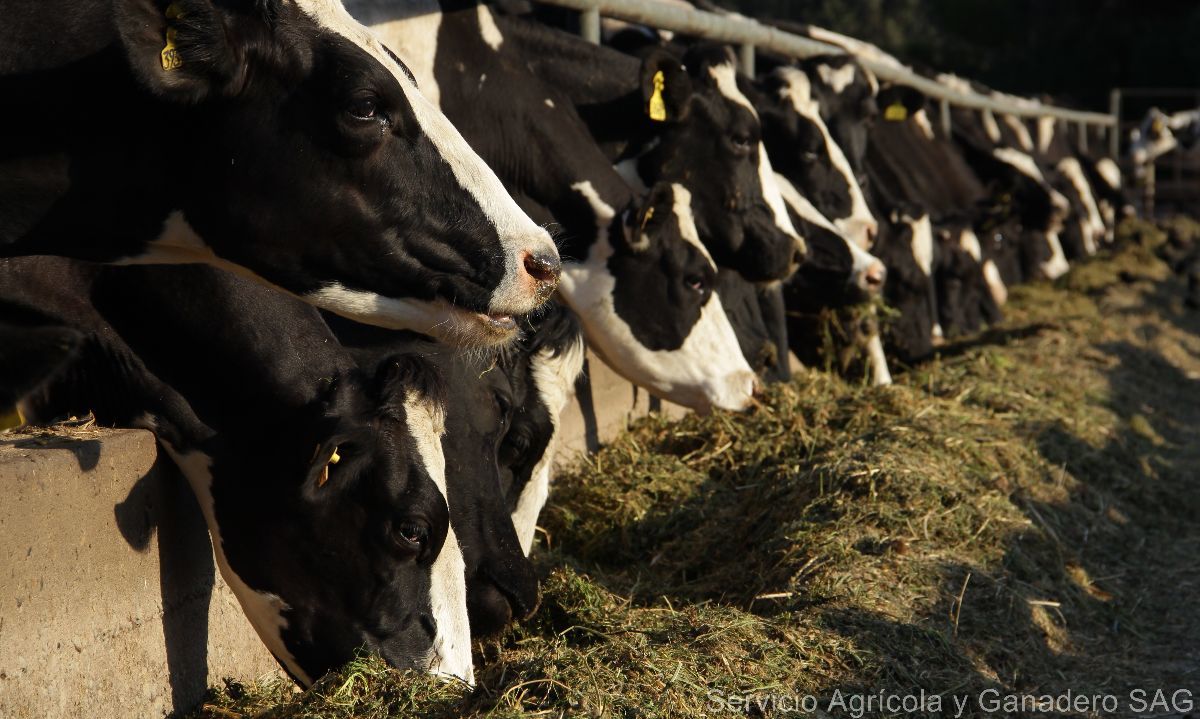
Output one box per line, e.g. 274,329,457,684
161,3,184,71
884,101,908,122
649,70,668,122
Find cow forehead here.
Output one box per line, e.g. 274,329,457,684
775,68,820,119
668,184,716,270
707,62,757,118
816,62,857,94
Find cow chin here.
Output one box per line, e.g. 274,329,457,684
306,285,525,347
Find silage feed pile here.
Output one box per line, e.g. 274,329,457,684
190,219,1200,719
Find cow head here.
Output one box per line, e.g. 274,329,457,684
873,207,939,363
802,55,879,179
500,303,586,554
755,66,877,249
1130,108,1184,169
628,46,805,282
111,0,558,345
557,181,757,412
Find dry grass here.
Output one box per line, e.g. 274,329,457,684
186,218,1200,718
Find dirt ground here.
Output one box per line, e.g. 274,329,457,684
179,218,1199,718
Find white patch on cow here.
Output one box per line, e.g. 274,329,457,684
329,0,559,317
816,62,856,94
776,67,876,250
1002,114,1034,151
982,110,1002,144
557,182,756,412
993,147,1046,183
670,184,716,269
865,331,893,386
146,432,311,687
401,389,474,685
511,335,586,555
475,3,504,50
982,259,1008,306
1037,115,1056,155
1057,157,1105,254
1041,232,1070,280
775,173,882,293
912,108,936,140
909,214,934,277
544,98,555,109
708,62,756,116
1096,158,1121,190
959,227,982,261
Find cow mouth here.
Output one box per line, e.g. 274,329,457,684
477,312,518,333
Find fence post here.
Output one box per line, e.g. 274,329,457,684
940,99,952,137
580,5,600,44
739,43,755,77
1078,120,1088,153
1108,88,1121,159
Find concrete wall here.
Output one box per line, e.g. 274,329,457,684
0,429,283,719
0,352,683,718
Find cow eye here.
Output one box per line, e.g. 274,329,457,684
685,275,707,293
731,134,754,152
803,151,819,163
395,520,429,554
347,95,380,121
494,392,512,417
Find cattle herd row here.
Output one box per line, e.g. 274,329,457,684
0,0,1137,693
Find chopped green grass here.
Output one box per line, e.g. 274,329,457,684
186,218,1200,718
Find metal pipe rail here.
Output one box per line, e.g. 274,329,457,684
544,0,1116,129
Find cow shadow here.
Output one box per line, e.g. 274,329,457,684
113,453,217,716
5,433,102,471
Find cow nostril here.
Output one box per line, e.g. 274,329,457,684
866,263,887,287
523,252,561,287
417,613,437,641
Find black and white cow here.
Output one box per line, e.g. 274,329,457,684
2,260,474,686
327,302,584,637
1130,107,1200,169
1,0,560,346
363,4,757,411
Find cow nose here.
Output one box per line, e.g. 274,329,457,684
864,261,887,289
468,577,540,637
523,251,561,289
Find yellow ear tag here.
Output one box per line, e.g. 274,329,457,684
640,205,655,231
884,101,908,122
648,70,668,122
161,3,184,71
1152,118,1164,134
0,406,26,432
329,447,341,465
161,27,182,71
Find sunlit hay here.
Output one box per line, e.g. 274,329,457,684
188,220,1200,719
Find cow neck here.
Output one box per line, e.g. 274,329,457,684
0,46,193,262
490,11,652,158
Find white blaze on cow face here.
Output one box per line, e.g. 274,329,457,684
708,62,804,253
1037,115,1056,155
959,228,1008,307
1002,114,1034,152
774,172,885,294
816,62,857,94
557,181,757,412
1057,157,1105,254
401,389,474,685
982,110,1002,144
475,3,504,50
906,213,943,343
1095,158,1122,191
775,67,877,250
303,0,559,339
991,147,1070,230
912,108,936,141
511,336,586,555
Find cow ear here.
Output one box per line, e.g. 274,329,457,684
114,0,270,104
640,50,691,123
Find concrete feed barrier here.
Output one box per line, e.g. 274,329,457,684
0,355,686,717
0,428,283,719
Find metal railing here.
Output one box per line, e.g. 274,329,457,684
542,0,1119,152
